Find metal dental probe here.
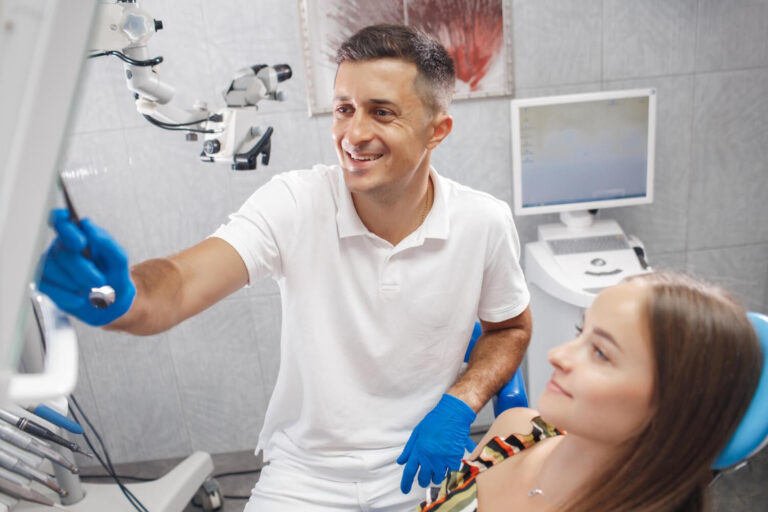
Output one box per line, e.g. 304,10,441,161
0,409,92,458
0,449,67,497
0,424,79,474
0,476,68,509
57,175,116,309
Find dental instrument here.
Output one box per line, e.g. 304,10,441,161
0,409,92,458
0,476,68,509
58,175,117,310
0,423,79,474
0,448,67,497
25,404,84,435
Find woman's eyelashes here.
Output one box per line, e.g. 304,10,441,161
592,343,609,362
576,323,611,362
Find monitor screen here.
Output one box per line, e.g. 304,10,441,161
511,89,656,216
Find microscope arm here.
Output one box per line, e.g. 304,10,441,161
135,99,213,127
122,46,175,104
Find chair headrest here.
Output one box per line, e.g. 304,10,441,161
713,312,768,470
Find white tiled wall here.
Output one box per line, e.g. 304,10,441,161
688,68,768,250
61,0,768,464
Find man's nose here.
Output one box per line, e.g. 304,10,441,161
345,111,374,147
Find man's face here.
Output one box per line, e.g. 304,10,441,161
331,58,442,200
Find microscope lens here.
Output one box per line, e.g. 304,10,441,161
273,64,292,82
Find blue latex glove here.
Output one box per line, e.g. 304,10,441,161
397,394,476,494
37,209,135,326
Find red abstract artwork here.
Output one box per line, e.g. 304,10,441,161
408,0,505,91
300,0,512,115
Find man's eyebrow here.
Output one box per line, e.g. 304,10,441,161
369,98,398,107
593,327,622,352
332,96,398,107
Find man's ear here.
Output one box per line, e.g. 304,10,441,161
426,113,453,150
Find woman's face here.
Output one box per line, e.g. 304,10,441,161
537,280,655,445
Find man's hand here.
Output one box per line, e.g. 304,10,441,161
37,209,135,326
397,394,476,493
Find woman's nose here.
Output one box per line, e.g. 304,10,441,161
548,338,576,372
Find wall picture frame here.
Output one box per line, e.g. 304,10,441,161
298,0,514,116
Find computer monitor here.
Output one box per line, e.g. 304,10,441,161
510,88,656,224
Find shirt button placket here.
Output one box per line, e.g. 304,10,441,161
380,253,400,296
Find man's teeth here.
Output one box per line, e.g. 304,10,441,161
349,153,382,161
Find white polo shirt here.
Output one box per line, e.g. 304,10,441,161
212,164,529,478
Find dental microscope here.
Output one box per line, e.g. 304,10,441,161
90,0,292,170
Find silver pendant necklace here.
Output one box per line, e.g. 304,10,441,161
527,469,551,501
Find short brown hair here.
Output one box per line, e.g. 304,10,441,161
335,24,456,113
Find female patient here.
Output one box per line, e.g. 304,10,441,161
418,272,762,512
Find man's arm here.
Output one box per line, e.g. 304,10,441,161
447,306,532,412
106,237,249,335
396,306,532,493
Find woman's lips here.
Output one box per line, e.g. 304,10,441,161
546,378,572,398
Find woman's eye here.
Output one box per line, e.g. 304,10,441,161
592,343,608,361
574,323,583,335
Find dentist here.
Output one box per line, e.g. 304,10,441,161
38,24,531,511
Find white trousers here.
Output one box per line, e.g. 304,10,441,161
243,458,424,512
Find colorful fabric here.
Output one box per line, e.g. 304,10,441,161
416,416,564,512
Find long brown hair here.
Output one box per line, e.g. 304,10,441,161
564,272,762,512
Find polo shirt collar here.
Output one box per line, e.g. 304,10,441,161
335,166,450,241
336,167,370,238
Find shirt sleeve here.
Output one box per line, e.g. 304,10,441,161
210,174,300,284
477,203,530,323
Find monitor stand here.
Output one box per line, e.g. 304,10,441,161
538,210,625,241
559,210,597,230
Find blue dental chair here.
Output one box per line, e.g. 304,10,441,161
712,311,768,471
465,313,768,472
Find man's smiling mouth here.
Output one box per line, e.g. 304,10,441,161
347,152,383,162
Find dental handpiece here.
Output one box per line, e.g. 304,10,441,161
0,466,29,487
0,409,92,458
26,404,84,435
0,476,68,509
58,175,116,309
0,449,67,497
0,424,79,474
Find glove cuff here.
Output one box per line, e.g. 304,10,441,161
438,394,476,423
